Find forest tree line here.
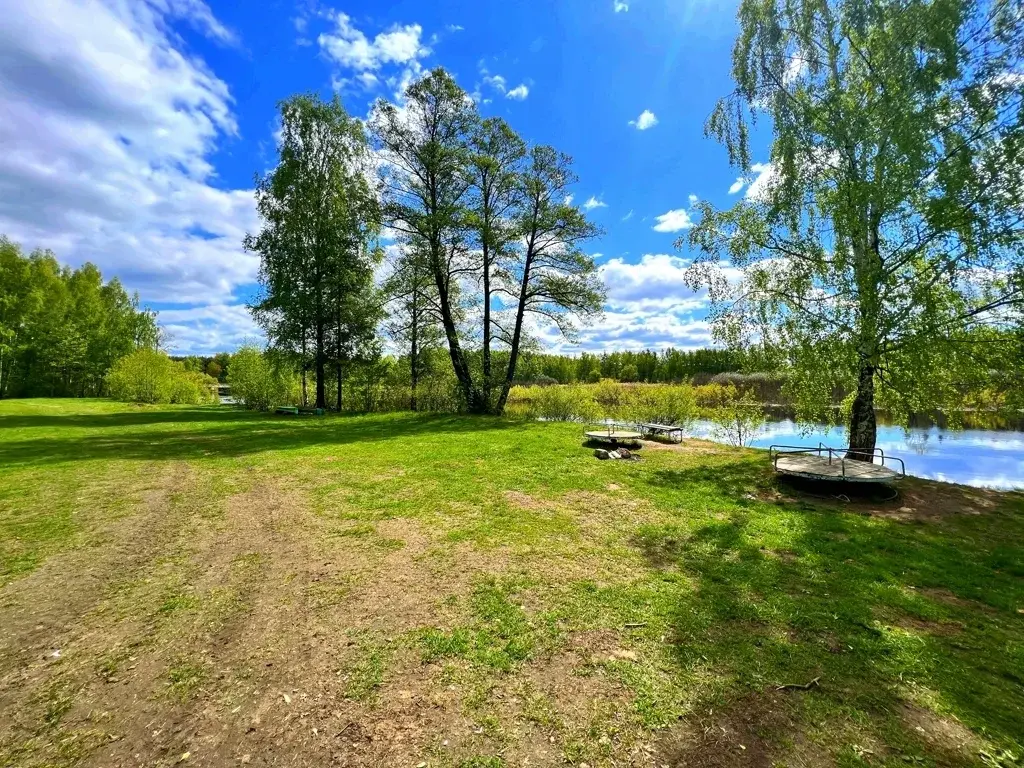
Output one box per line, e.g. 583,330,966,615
0,238,159,399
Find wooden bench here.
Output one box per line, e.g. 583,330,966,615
275,406,325,416
638,423,684,443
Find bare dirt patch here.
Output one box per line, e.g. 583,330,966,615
642,438,726,456
656,691,805,768
503,489,548,511
919,587,996,614
899,702,983,762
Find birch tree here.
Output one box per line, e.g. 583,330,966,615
686,0,1024,459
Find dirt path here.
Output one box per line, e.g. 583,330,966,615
2,466,628,767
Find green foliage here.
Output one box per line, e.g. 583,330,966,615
246,93,381,410
0,237,159,399
620,384,698,429
371,68,604,415
513,348,748,384
227,346,297,411
687,0,1024,454
533,384,599,422
105,349,215,405
706,385,767,447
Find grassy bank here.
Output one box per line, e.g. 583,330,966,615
1,399,1022,767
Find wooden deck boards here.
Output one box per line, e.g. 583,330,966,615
774,453,900,483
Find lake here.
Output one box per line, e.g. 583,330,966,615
689,416,1024,490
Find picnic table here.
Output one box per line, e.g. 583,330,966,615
275,406,325,416
637,422,684,443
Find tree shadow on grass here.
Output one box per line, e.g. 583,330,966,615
628,460,1024,759
0,409,526,468
646,456,778,511
0,406,265,431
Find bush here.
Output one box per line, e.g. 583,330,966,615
228,346,297,411
106,349,216,405
621,384,697,429
707,385,767,447
535,385,599,422
592,379,626,415
585,369,602,384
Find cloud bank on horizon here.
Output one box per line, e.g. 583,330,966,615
0,0,758,355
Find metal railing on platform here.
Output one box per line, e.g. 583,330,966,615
768,443,906,479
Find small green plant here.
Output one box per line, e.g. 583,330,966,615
457,758,506,768
166,662,207,699
343,640,391,701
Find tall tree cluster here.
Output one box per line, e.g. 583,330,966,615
0,238,159,399
685,0,1024,458
245,94,383,411
371,69,606,414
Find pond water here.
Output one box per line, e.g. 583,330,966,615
689,417,1024,491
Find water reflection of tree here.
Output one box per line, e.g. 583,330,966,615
903,429,932,456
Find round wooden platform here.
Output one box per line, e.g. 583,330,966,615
585,430,642,442
775,453,900,483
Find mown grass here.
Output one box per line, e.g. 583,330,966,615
1,398,1023,767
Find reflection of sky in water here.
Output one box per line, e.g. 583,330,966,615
690,420,1024,490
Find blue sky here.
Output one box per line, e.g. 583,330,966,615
0,0,773,354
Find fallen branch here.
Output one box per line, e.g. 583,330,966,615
776,677,820,691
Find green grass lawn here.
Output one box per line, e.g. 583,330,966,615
1,398,1022,768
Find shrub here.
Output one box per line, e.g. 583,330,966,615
106,349,216,405
621,384,697,429
585,369,601,384
707,385,767,447
592,378,626,416
228,346,297,411
535,384,599,422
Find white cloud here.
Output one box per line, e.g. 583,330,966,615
688,194,699,206
153,0,239,45
483,73,507,93
583,196,608,210
652,208,694,232
744,162,778,201
614,1,629,11
159,303,264,354
622,209,634,221
506,84,529,100
564,194,574,205
318,12,429,72
547,253,718,351
447,24,464,32
0,0,260,354
519,252,742,353
724,162,778,200
628,109,658,130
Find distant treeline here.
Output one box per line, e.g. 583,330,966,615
168,353,231,383
513,348,745,385
0,238,159,399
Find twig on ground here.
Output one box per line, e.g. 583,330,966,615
776,677,821,691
